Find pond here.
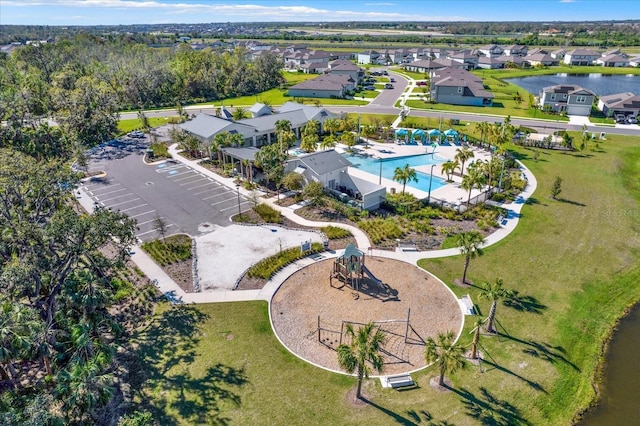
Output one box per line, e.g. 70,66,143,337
579,302,640,424
507,74,640,97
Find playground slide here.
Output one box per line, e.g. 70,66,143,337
362,265,382,285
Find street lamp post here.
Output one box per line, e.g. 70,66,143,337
235,184,241,218
427,164,435,205
498,155,506,193
378,156,383,185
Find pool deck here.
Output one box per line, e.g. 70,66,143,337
341,139,492,203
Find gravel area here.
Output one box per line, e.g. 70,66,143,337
271,257,463,376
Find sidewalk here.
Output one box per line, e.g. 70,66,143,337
96,145,537,305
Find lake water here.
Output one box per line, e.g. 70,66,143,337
507,74,640,97
579,303,640,425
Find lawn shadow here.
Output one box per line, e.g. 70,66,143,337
452,386,532,426
480,359,547,393
503,290,547,314
406,409,454,425
359,396,418,425
129,305,249,425
501,334,580,372
556,197,586,207
524,197,546,206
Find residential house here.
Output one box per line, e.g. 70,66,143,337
478,44,504,58
563,48,600,66
404,59,446,75
447,51,479,69
300,61,329,74
550,48,567,60
523,53,559,67
496,55,527,67
357,50,384,65
596,54,630,67
476,56,506,69
284,150,386,210
328,59,362,82
249,103,272,118
430,67,494,107
287,73,356,99
629,55,640,67
503,45,528,56
597,92,640,118
538,84,596,116
527,48,548,56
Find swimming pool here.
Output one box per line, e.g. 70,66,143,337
343,153,447,193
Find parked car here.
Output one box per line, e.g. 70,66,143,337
416,81,427,86
389,78,395,83
363,85,375,90
614,114,627,124
384,83,394,89
627,116,638,124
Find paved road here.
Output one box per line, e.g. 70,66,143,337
81,139,249,241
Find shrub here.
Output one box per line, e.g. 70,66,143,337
247,242,324,279
322,225,352,239
141,234,192,266
359,218,405,245
254,203,283,223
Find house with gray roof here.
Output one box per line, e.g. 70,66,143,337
328,59,362,82
284,150,386,210
479,44,504,58
597,92,640,118
524,53,559,67
403,59,447,75
476,56,506,69
249,103,272,117
430,67,494,107
287,74,355,98
596,54,629,67
538,84,595,116
503,45,528,57
563,49,600,66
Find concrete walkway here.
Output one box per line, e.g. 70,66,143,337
78,144,537,305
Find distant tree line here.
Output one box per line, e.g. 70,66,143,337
0,34,283,151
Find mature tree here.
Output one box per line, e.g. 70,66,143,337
454,146,474,177
232,107,249,121
425,331,467,387
454,231,485,285
441,160,458,182
337,322,386,400
341,131,356,149
474,121,490,144
461,162,486,205
275,119,293,153
138,110,151,136
323,118,340,136
478,278,511,334
393,164,418,194
255,143,287,188
302,181,325,206
320,135,337,151
281,172,305,193
300,133,318,152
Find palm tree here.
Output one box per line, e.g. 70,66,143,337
323,118,340,137
275,119,292,152
303,119,320,137
454,231,485,285
478,278,510,334
337,322,386,400
300,133,318,152
320,135,337,151
461,163,486,205
441,160,458,182
393,164,418,194
232,107,249,121
454,147,474,177
474,121,490,145
424,331,467,387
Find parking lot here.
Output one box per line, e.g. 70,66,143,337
81,137,250,242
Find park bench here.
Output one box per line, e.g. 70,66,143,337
384,374,415,390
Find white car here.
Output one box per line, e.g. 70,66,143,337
627,116,638,124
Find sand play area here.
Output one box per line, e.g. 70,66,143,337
270,256,463,375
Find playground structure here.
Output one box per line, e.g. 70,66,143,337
330,244,382,291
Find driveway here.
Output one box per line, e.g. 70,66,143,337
81,138,249,241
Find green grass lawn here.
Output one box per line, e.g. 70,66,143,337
131,134,640,425
117,117,176,134
188,87,367,108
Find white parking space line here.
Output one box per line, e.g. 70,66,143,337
210,198,235,207
155,165,184,173
219,201,250,212
120,203,148,212
129,209,155,218
171,172,198,181
137,224,174,237
137,217,165,226
90,187,126,197
109,197,141,208
167,170,196,179
101,193,136,203
190,182,218,192
180,177,209,186
202,191,230,200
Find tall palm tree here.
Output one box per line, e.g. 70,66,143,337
337,322,386,400
454,231,485,285
478,278,510,334
424,331,467,387
232,107,249,121
454,147,474,177
441,160,458,182
461,163,486,205
393,164,418,194
320,135,337,151
474,121,489,145
275,119,292,153
323,118,340,136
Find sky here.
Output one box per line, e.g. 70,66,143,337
1,0,638,26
